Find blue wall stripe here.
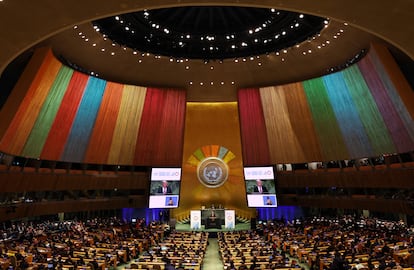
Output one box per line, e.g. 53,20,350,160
61,77,107,162
323,72,373,158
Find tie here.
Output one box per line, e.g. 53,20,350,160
259,187,262,193
163,187,166,194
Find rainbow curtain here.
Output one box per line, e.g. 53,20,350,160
239,44,414,164
0,50,186,166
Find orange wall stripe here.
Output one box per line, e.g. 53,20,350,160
83,81,124,164
108,85,147,165
260,86,307,163
0,47,51,141
283,82,323,161
0,50,61,154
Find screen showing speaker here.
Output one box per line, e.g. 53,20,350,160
244,166,278,207
149,168,181,208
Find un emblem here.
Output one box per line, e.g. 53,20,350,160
197,157,229,188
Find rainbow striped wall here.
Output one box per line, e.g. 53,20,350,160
0,49,186,166
239,43,414,164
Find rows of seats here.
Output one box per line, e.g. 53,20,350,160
129,231,208,270
264,217,414,270
0,218,158,270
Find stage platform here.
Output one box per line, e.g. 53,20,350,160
174,222,251,232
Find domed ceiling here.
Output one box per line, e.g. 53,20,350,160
37,4,379,101
92,6,326,60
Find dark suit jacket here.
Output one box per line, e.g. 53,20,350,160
253,185,268,193
157,186,172,194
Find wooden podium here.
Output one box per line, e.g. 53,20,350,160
202,208,224,229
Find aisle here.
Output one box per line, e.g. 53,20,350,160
202,238,223,270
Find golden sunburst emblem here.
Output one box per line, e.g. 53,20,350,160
187,145,235,188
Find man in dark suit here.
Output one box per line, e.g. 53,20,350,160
253,179,268,194
157,180,172,194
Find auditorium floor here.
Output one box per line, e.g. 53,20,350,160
201,238,224,270
117,222,309,270
118,237,223,269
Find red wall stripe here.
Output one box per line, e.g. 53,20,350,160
40,71,89,160
134,88,186,165
238,88,271,166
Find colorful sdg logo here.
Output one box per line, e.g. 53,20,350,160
187,145,235,188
